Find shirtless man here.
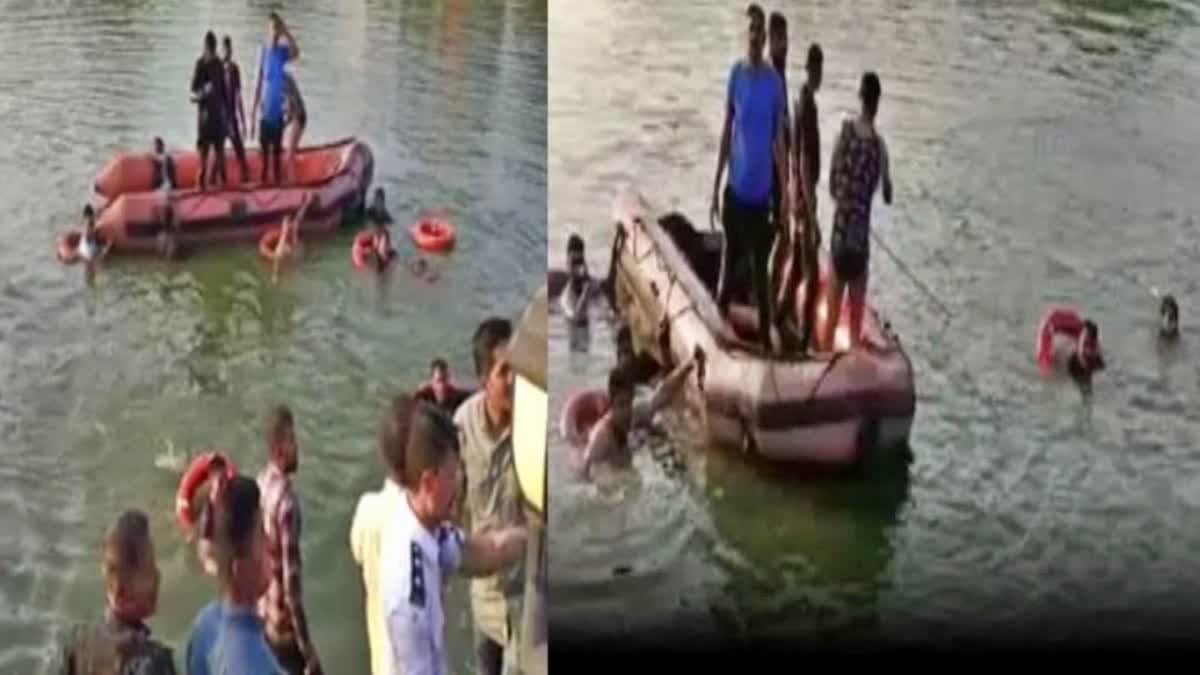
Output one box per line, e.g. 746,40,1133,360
580,351,700,477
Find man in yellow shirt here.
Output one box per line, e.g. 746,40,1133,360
350,394,415,675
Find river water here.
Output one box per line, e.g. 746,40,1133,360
549,0,1200,646
0,0,545,672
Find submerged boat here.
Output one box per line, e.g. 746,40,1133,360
62,137,373,257
609,188,915,467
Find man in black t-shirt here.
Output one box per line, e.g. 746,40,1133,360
191,31,228,190
220,35,250,183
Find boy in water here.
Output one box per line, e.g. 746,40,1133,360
560,235,594,323
78,205,111,265
580,351,700,477
1160,294,1180,341
1068,320,1106,392
365,188,396,270
272,192,317,283
156,204,181,261
152,137,177,194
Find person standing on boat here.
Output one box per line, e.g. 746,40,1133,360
709,4,789,354
822,71,892,352
191,31,229,191
221,36,251,184
282,70,307,185
251,11,300,186
255,405,323,675
765,11,796,347
778,43,824,353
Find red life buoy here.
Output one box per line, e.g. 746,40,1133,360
259,227,284,261
559,389,610,448
175,451,237,535
1035,307,1086,375
410,218,456,253
56,230,82,265
351,230,375,269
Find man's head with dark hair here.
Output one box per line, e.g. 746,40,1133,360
1160,294,1180,339
103,509,159,621
221,35,233,61
473,317,514,428
567,234,585,259
153,136,165,155
204,30,217,56
607,363,638,439
806,43,824,90
402,401,462,526
214,476,270,603
746,4,766,64
768,11,787,72
860,71,882,118
1076,319,1104,371
380,393,417,483
429,358,450,402
266,404,298,474
82,204,95,231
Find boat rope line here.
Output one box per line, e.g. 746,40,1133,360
869,227,955,321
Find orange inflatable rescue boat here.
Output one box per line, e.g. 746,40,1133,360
56,138,374,260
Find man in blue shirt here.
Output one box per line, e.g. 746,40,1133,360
250,11,300,186
186,476,285,675
709,4,788,353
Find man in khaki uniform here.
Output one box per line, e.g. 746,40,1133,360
454,317,522,675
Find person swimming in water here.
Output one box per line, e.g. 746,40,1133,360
1159,294,1179,341
580,349,701,478
1066,319,1105,392
561,234,594,323
78,205,111,265
364,188,396,271
272,192,317,282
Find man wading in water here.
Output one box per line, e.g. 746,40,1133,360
710,4,789,354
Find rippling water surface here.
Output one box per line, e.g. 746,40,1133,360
549,0,1200,644
0,1,545,672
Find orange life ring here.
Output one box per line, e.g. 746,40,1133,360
410,218,456,253
559,389,610,448
1035,307,1085,376
56,230,82,265
259,226,287,261
351,230,375,269
176,451,237,535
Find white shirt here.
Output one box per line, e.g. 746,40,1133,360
351,479,405,675
78,233,97,262
379,491,465,675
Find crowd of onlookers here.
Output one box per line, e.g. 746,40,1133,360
56,316,529,675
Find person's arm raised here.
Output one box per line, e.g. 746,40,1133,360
458,526,526,578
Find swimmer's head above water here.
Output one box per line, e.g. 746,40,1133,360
1073,319,1105,375
82,204,95,233
1160,294,1179,340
